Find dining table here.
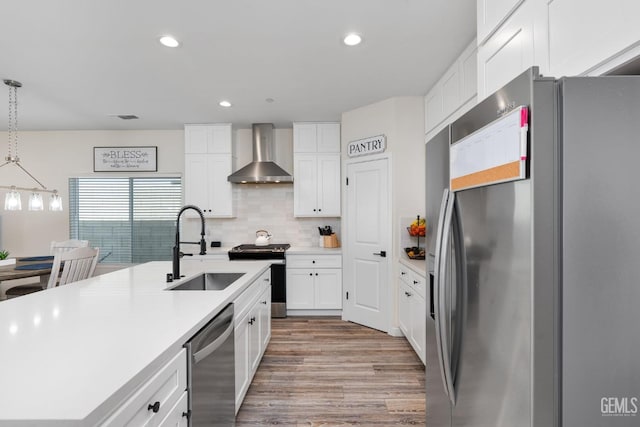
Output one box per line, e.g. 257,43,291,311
0,256,53,299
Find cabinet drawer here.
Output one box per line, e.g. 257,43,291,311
234,270,270,321
398,266,412,286
286,254,341,269
157,391,188,427
102,349,187,427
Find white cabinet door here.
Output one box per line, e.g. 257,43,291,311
293,154,318,216
316,154,341,217
398,282,411,337
477,0,525,44
185,124,232,154
477,0,537,100
207,154,233,217
209,124,232,153
548,0,640,76
409,292,426,365
184,154,233,218
316,123,341,153
293,123,318,153
157,392,188,427
258,286,271,352
234,314,250,413
287,269,315,309
248,305,261,373
314,268,342,309
184,154,210,212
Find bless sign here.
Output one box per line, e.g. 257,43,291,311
347,135,386,158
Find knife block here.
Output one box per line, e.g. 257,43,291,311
323,234,340,248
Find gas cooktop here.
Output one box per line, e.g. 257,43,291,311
228,244,290,260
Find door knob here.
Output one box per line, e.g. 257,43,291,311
373,251,386,257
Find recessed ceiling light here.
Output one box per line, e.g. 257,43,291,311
343,33,362,46
265,98,275,103
159,35,180,48
219,100,232,108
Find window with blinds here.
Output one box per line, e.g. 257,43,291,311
69,177,182,263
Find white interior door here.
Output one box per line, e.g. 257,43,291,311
343,157,390,332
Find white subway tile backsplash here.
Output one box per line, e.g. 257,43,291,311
182,184,340,248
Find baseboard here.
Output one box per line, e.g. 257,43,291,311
387,326,404,337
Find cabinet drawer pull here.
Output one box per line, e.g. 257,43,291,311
147,401,160,413
261,300,267,305
413,280,419,284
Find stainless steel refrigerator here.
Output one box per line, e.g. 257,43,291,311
426,67,640,427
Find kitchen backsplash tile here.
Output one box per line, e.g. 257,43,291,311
182,184,340,247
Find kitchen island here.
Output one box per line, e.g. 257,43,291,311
0,260,271,426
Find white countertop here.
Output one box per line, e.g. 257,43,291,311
399,254,428,277
287,246,342,255
0,260,270,426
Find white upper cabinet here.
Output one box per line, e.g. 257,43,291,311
184,123,232,154
293,123,341,153
424,40,478,139
477,0,548,100
547,0,640,76
293,122,341,217
477,0,525,44
184,124,235,217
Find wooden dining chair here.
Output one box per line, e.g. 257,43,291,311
5,246,100,298
50,239,89,254
46,246,100,289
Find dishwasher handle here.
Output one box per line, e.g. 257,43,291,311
192,320,234,364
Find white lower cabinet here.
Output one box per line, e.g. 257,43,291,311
157,392,188,427
234,270,272,413
101,349,187,427
397,263,426,365
286,254,342,312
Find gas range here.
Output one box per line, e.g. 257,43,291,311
228,244,290,260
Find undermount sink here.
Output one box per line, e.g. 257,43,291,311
167,272,245,291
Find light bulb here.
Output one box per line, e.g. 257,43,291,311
28,192,44,211
5,188,22,210
49,193,63,211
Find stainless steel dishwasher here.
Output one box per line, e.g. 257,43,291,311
184,303,235,426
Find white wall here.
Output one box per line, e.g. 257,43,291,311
0,126,336,259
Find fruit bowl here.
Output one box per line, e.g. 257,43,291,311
404,246,426,260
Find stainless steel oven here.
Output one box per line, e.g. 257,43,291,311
184,303,235,426
228,244,289,318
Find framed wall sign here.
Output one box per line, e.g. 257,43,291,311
93,146,158,172
347,134,386,157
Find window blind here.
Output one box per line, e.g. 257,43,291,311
69,177,182,263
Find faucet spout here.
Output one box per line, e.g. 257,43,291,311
173,205,207,279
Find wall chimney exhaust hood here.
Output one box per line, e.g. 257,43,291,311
227,123,293,184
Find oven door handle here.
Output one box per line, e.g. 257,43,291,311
192,320,234,364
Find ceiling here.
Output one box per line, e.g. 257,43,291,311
0,1,476,131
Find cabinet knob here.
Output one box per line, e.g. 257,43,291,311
315,273,318,276
148,401,161,413
313,209,317,212
261,300,267,305
405,291,412,297
413,280,418,284
312,260,316,264
318,208,322,212
401,271,406,275
309,273,313,276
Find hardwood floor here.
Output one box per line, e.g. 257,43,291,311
236,317,426,426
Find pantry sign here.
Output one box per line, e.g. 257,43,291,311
94,146,157,172
347,134,386,158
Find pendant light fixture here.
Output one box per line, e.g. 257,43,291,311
1,79,62,211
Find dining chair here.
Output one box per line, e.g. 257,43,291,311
5,246,100,298
46,246,100,289
50,239,89,254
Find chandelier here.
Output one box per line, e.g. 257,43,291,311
1,79,62,211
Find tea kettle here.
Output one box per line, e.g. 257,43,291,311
255,230,272,246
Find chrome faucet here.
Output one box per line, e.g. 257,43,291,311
172,205,207,280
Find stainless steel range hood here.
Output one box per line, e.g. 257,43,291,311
227,123,293,184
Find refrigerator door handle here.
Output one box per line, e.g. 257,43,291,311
433,188,452,400
438,190,457,404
